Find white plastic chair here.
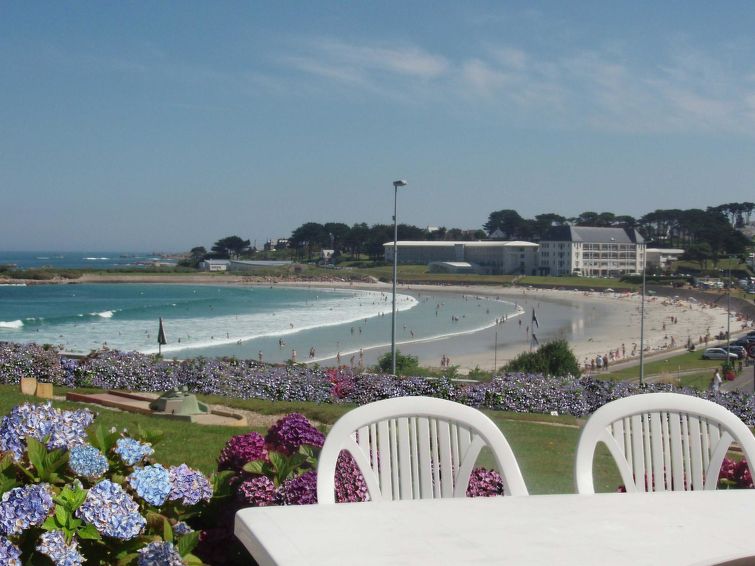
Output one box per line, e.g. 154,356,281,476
575,392,755,494
317,396,528,503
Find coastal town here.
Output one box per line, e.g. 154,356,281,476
3,3,755,565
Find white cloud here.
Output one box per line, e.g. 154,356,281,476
272,34,755,135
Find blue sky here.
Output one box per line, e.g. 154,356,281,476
2,1,755,251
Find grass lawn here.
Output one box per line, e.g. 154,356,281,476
602,350,729,382
0,385,631,494
518,275,636,290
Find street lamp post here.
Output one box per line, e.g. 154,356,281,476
391,179,408,375
639,249,646,386
726,258,731,357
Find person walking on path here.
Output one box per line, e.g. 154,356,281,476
712,369,722,393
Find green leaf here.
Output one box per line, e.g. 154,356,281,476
163,517,173,543
0,476,18,496
267,451,285,473
242,461,265,475
0,453,14,474
55,504,68,526
42,516,60,531
77,523,101,540
182,553,204,565
25,436,47,477
91,424,107,452
176,531,200,556
146,511,168,534
115,553,139,565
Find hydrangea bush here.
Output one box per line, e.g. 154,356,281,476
206,412,505,564
0,401,214,565
4,343,755,427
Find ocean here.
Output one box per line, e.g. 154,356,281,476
0,251,177,270
0,283,522,365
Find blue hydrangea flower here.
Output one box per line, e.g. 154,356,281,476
0,535,21,565
69,444,109,479
173,521,193,535
128,464,171,507
137,541,185,565
0,402,56,460
115,437,154,466
0,402,93,461
36,530,85,566
77,479,145,540
168,464,212,506
0,484,54,536
47,406,95,453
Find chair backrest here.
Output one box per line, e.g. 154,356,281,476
575,392,755,494
317,396,528,503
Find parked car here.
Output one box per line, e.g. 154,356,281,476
702,347,739,360
724,345,747,359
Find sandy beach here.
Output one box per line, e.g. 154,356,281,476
3,273,748,373
271,280,744,373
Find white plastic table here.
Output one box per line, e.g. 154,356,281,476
235,490,755,565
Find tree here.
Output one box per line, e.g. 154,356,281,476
532,213,566,240
484,209,531,239
210,236,250,259
290,222,329,260
179,246,207,267
375,350,420,376
365,224,394,260
504,339,581,377
345,223,370,257
323,222,350,252
682,242,713,270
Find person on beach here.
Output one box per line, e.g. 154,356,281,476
258,351,263,363
291,350,297,363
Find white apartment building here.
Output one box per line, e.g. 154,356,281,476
538,226,646,277
383,240,538,275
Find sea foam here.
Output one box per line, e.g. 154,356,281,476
0,320,24,329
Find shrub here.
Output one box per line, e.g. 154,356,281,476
505,339,581,377
209,413,506,564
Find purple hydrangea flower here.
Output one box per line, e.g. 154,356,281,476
36,530,85,566
137,540,184,565
77,479,145,540
217,431,267,472
265,413,325,456
128,464,172,507
0,484,54,536
0,535,21,565
168,464,212,506
334,451,369,503
114,437,154,466
278,471,318,505
466,468,505,497
238,476,278,506
69,444,109,479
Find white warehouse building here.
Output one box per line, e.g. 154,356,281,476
383,241,539,275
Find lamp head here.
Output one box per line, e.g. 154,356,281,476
393,179,408,188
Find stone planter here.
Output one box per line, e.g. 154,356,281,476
20,377,37,396
35,382,53,399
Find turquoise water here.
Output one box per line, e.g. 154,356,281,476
0,283,520,364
